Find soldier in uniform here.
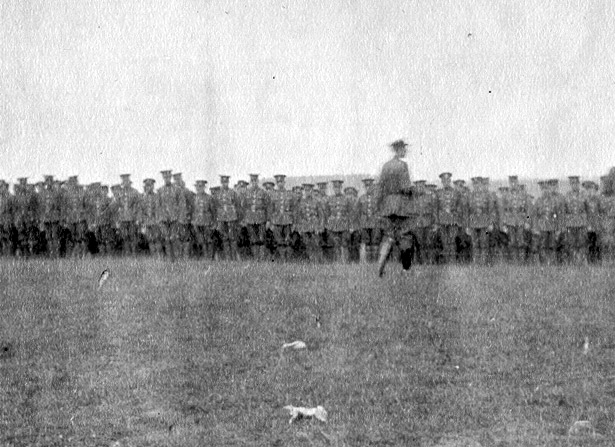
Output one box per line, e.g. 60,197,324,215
117,174,140,256
192,180,216,260
138,178,160,256
375,139,415,276
357,178,382,263
39,176,61,257
295,183,325,262
209,186,224,260
157,170,179,259
502,176,531,263
454,179,472,263
316,181,332,260
215,175,242,261
64,176,88,257
436,172,462,264
467,177,495,264
173,172,193,258
13,178,40,257
324,180,353,263
344,186,360,262
534,179,564,264
584,180,602,263
268,174,295,261
564,176,589,264
89,183,113,255
0,181,13,256
242,174,269,260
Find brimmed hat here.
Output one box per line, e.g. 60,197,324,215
439,172,452,180
389,139,409,149
160,170,172,177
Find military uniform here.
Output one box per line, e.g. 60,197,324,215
500,176,531,262
173,173,194,258
436,173,463,263
0,181,13,256
467,177,496,264
564,176,589,263
357,178,382,263
324,181,353,263
64,176,88,257
534,179,565,264
242,174,269,260
268,175,295,261
89,184,114,255
584,181,602,263
599,176,615,263
215,175,242,261
295,184,325,262
192,181,216,260
413,181,437,264
13,178,39,257
138,179,160,256
117,174,141,256
157,170,180,259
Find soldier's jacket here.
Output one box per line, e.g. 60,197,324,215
39,188,61,223
13,187,39,225
242,186,269,225
118,187,140,222
346,195,359,231
375,158,413,217
138,192,159,226
436,187,463,226
503,189,533,227
586,193,603,231
294,196,324,233
456,188,470,229
0,191,12,226
175,186,192,225
157,184,179,222
89,193,113,228
601,195,615,232
65,187,88,224
468,190,497,229
325,194,353,232
269,189,295,226
534,193,565,232
215,187,241,222
192,192,216,227
564,190,589,228
358,192,381,229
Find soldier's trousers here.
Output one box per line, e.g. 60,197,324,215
159,221,178,258
414,227,434,264
217,220,240,260
0,224,12,256
143,224,161,255
503,225,526,261
193,225,214,259
272,224,292,260
470,228,489,263
539,231,561,264
439,225,460,263
14,222,37,256
300,232,323,262
119,221,138,255
95,224,114,254
245,223,266,259
43,222,61,257
566,227,588,262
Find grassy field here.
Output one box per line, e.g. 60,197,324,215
1,258,615,446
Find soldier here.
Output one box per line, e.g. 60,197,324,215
209,186,224,260
0,181,13,256
584,180,602,263
436,172,462,264
454,179,472,263
89,183,113,255
268,174,295,261
375,139,415,276
344,186,360,262
64,176,88,257
157,170,179,259
215,175,242,261
192,180,216,260
173,172,193,258
502,176,532,263
324,180,353,263
117,174,140,256
467,177,495,264
242,174,269,260
13,178,39,257
263,181,275,193
564,176,589,264
316,181,332,260
295,183,325,262
599,175,615,263
534,179,564,265
39,176,61,257
358,178,382,263
550,179,567,263
138,178,160,256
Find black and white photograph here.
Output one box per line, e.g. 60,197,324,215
2,0,615,445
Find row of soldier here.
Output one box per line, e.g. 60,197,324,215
0,170,613,265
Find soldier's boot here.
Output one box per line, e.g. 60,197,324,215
340,247,349,264
359,243,368,264
377,238,394,278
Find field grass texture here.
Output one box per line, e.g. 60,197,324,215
0,259,614,446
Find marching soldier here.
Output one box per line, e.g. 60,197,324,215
192,180,216,260
358,178,382,263
375,139,415,276
118,174,140,256
325,180,353,263
268,174,295,261
138,178,160,256
215,175,242,261
242,174,269,260
173,172,193,258
64,176,88,257
436,172,462,264
564,176,589,264
295,183,325,262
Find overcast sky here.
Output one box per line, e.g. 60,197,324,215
1,0,614,187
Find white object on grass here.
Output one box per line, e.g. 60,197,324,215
283,405,327,424
282,341,307,350
98,269,110,289
583,336,589,355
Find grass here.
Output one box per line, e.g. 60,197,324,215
0,258,614,446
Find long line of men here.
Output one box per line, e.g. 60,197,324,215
0,170,613,265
